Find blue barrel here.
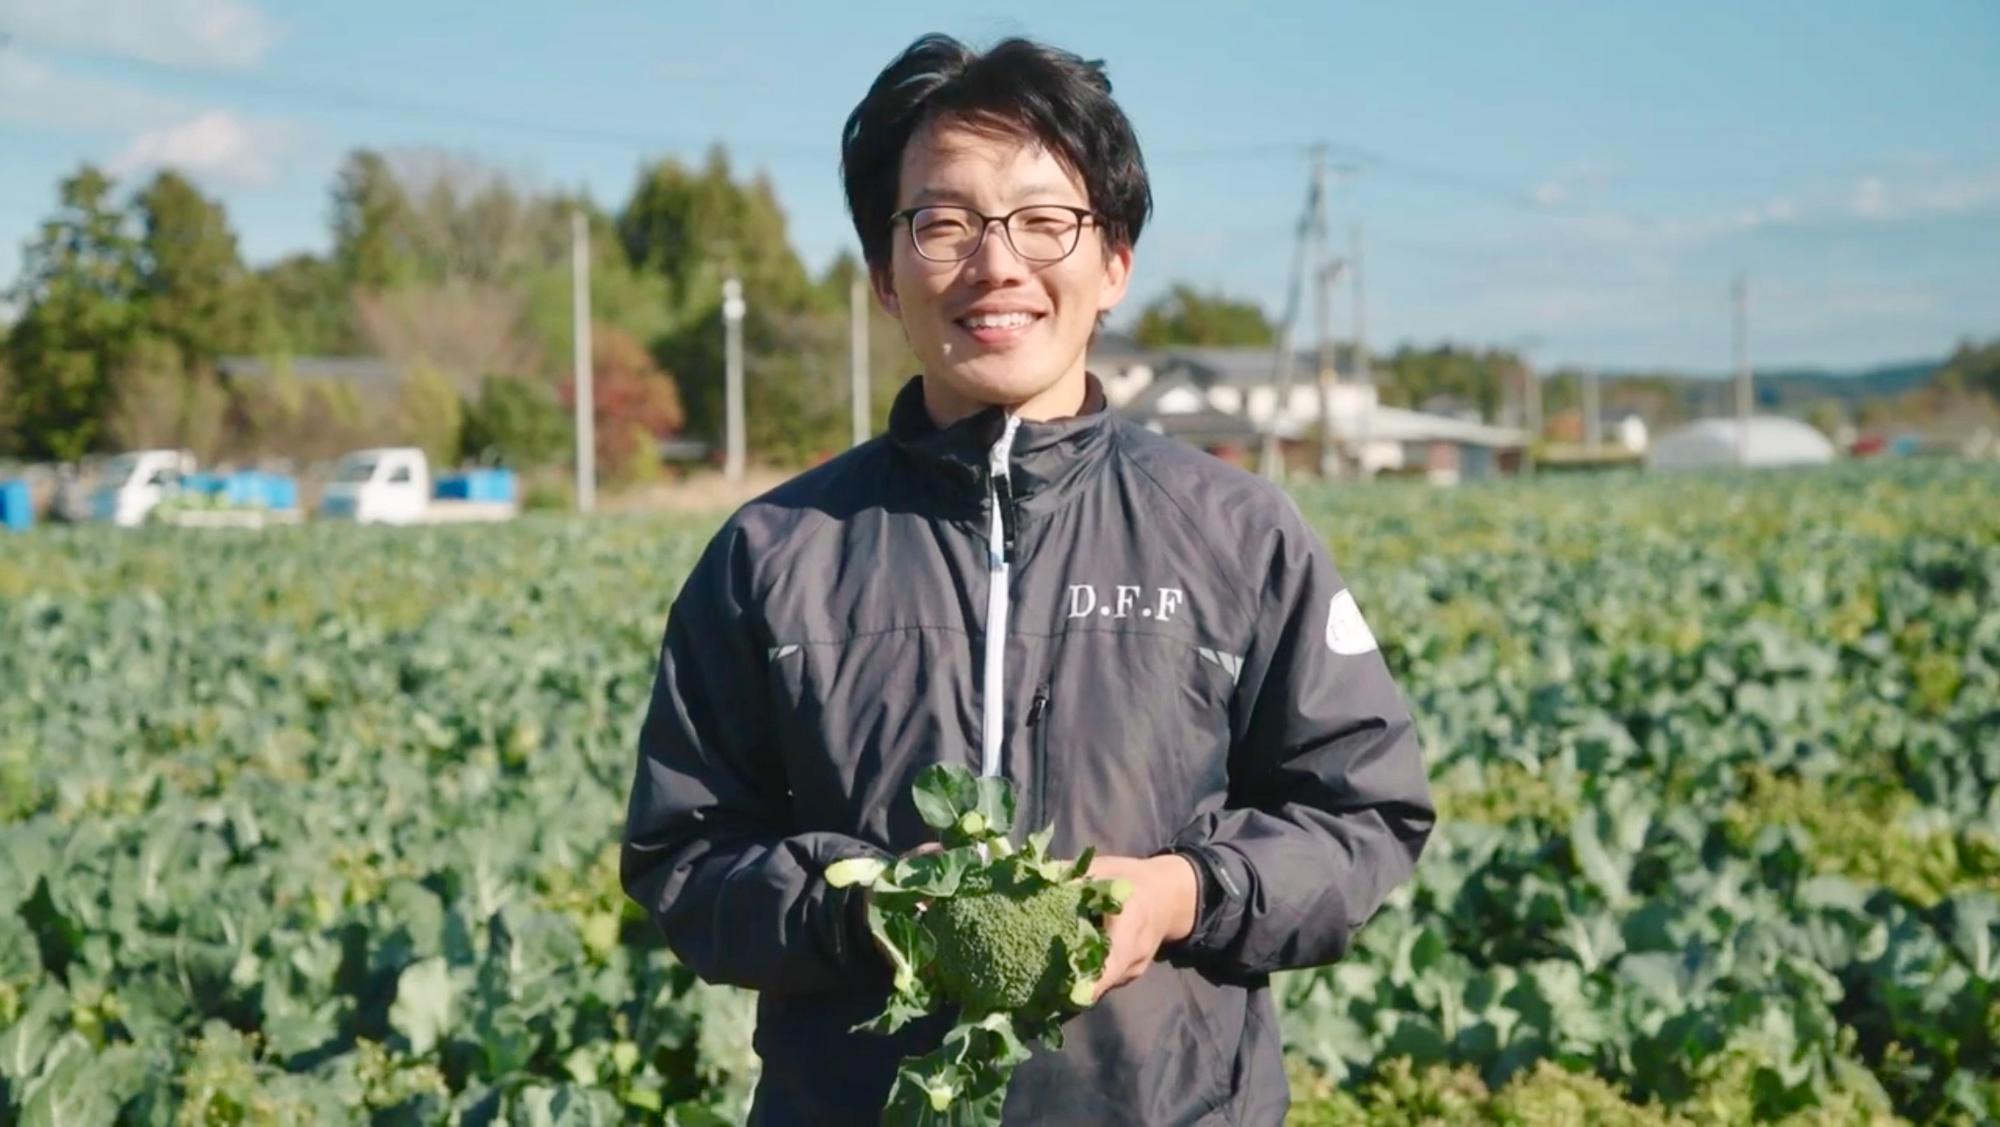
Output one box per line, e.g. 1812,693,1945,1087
261,473,299,511
435,468,517,504
0,480,30,531
191,471,300,510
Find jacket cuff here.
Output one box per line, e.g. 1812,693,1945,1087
1160,841,1244,957
817,842,895,979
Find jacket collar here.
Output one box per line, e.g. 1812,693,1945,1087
887,373,1116,515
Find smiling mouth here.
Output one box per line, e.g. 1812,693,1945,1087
955,311,1044,343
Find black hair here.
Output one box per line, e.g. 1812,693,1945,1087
840,34,1153,275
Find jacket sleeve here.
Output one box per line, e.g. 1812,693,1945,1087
1167,497,1435,979
620,524,891,994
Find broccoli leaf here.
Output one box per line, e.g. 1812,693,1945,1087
913,765,1017,848
912,765,982,831
826,857,892,889
856,900,939,1037
881,1018,1027,1126
1079,878,1131,916
967,1013,1033,1072
1065,843,1091,875
1027,858,1073,884
893,850,976,899
970,776,1015,838
858,765,1126,1125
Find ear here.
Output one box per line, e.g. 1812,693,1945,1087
870,262,901,318
1096,242,1134,315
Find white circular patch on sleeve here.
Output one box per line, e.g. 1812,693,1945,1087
1325,589,1379,655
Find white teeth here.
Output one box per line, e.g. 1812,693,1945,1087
962,312,1036,330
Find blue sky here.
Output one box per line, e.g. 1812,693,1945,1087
2,0,1996,373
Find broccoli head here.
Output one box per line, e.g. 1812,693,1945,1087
928,871,1085,1014
823,764,1131,1125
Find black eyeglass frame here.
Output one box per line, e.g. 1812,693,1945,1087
888,204,1103,264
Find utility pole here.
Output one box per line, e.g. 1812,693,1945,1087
1347,222,1372,479
1583,367,1602,450
1312,153,1341,480
723,276,746,481
850,272,870,447
569,207,595,513
1505,333,1544,476
1351,223,1370,387
1733,273,1752,466
1314,259,1347,480
1259,149,1320,483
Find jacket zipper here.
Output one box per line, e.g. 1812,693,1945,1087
1026,686,1050,833
979,415,1024,782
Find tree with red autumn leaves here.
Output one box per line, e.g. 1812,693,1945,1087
560,323,687,486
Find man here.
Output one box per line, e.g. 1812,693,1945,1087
621,33,1434,1126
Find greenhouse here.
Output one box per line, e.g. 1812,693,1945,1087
1647,415,1838,471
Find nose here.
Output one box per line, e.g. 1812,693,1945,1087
960,217,1032,286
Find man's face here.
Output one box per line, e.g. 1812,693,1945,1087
876,119,1132,423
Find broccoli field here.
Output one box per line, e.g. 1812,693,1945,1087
2,460,1997,1124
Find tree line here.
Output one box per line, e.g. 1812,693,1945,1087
0,145,1562,485
10,148,1983,481
0,147,927,484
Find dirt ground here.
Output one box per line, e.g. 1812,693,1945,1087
595,467,799,516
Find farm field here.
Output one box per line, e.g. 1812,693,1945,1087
1,461,1996,1124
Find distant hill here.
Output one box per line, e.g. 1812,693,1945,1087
1595,358,1944,422
1749,360,1940,407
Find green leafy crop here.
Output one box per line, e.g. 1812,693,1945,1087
3,463,1996,1123
825,764,1131,1125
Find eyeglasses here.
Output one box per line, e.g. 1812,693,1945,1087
890,204,1100,264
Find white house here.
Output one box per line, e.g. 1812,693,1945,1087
1609,410,1650,454
1119,346,1530,483
1087,330,1159,407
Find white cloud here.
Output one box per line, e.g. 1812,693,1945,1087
0,50,191,132
1842,167,2000,221
0,0,275,70
1851,176,1889,218
1529,160,1612,210
110,110,290,187
1564,164,2000,254
1529,179,1571,207
1820,287,1938,318
1894,169,1998,217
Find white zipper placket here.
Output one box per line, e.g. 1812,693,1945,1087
979,414,1024,780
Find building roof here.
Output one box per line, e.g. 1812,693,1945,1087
1087,330,1157,370
1158,344,1366,387
1116,370,1198,417
1129,407,1263,444
218,355,402,392
1647,416,1836,470
1360,406,1530,448
1122,370,1529,449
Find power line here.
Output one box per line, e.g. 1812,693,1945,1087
1145,142,1312,165
5,36,1904,227
0,36,829,164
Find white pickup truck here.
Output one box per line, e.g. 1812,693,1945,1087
59,450,303,529
77,450,308,528
317,447,519,525
71,449,194,526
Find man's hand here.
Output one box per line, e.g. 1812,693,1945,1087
1085,854,1199,1003
861,841,943,967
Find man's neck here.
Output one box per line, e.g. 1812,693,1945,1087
922,367,1089,430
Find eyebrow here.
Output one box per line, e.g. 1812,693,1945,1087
908,184,1079,207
